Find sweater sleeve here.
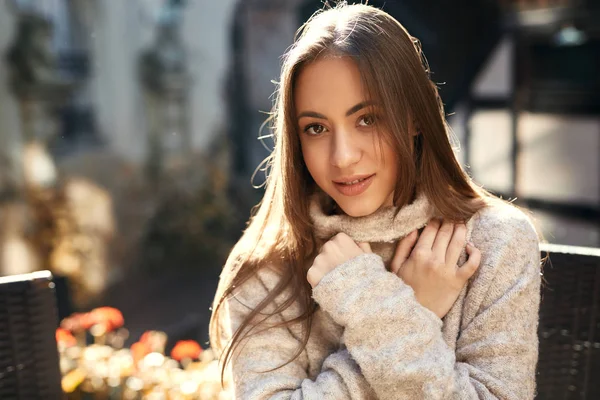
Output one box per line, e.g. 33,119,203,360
213,266,377,399
311,207,541,400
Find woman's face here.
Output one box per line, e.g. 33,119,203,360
295,56,398,217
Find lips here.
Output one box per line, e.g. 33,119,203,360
333,174,375,196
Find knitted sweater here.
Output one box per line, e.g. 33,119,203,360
211,194,541,399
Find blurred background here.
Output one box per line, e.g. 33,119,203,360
0,0,598,364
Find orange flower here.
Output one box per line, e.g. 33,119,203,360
60,314,79,332
80,312,97,330
90,307,124,332
170,340,203,361
60,312,94,332
131,341,150,364
140,331,153,345
139,330,167,353
56,328,76,347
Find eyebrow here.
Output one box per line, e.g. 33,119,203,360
297,101,376,120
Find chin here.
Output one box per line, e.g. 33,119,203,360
335,197,381,217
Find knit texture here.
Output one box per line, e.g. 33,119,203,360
212,194,541,399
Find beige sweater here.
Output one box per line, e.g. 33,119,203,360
211,194,541,399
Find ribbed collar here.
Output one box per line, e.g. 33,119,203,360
309,191,436,244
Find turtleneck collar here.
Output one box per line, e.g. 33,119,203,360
309,191,436,244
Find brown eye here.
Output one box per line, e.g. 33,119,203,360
305,124,326,135
358,114,376,127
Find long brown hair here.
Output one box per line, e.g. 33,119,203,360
210,2,489,382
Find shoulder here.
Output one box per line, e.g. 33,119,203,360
461,199,542,320
218,255,307,321
219,261,284,311
469,198,540,267
471,198,539,246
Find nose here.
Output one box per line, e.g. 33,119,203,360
330,129,361,169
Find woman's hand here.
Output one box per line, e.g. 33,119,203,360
391,219,481,319
307,233,371,288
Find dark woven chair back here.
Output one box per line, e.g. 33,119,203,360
537,244,600,399
0,270,63,400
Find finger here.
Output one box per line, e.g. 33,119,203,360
332,232,360,252
307,267,318,287
456,243,481,281
333,232,352,243
431,220,455,260
445,224,467,266
391,230,418,274
415,218,441,250
358,242,372,253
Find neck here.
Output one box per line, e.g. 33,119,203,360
310,191,435,264
311,190,433,242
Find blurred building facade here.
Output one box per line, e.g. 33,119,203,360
0,0,237,167
0,0,240,306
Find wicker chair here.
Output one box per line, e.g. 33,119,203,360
537,243,600,399
0,271,63,399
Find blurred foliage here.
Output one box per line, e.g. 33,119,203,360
136,137,243,274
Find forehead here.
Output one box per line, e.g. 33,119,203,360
294,56,368,113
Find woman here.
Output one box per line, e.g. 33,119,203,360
210,3,541,399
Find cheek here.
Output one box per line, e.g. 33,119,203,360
301,143,328,183
378,143,399,180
